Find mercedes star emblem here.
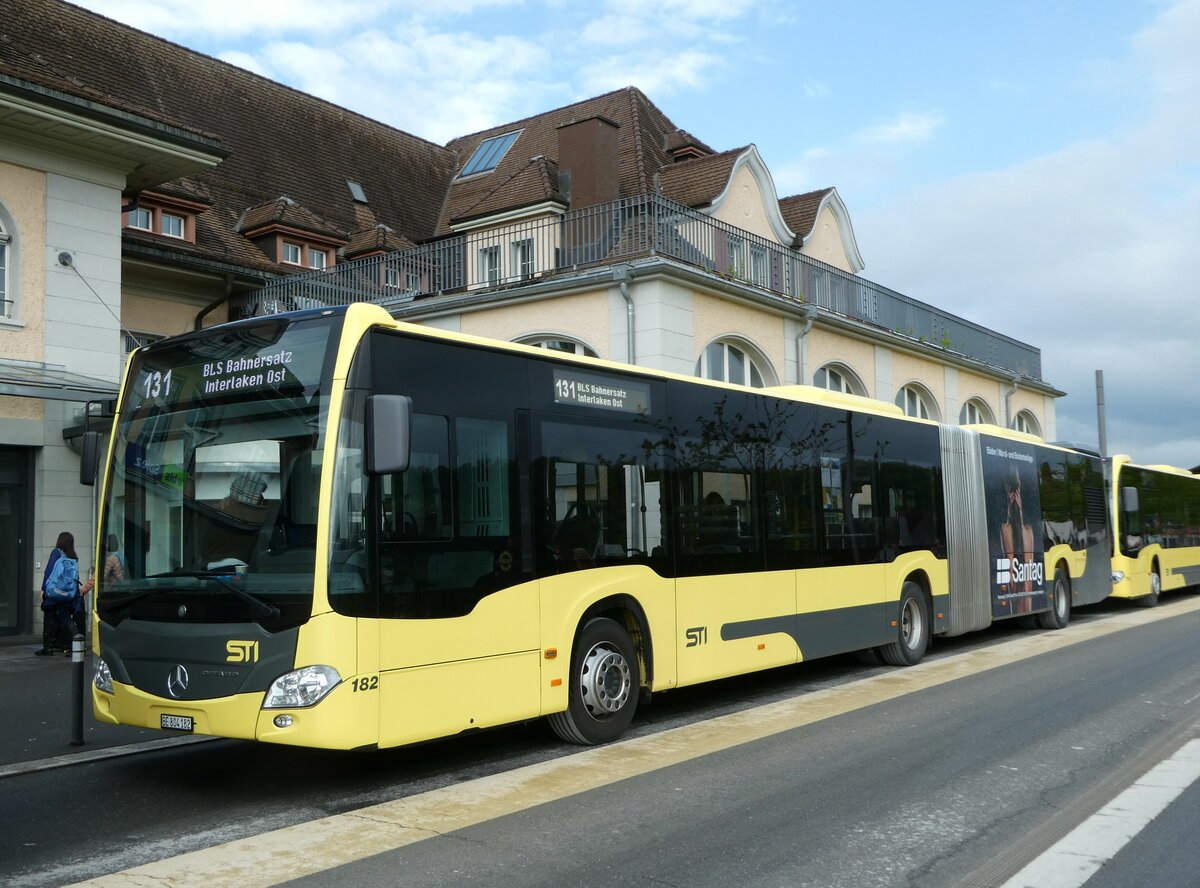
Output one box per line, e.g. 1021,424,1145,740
167,664,189,699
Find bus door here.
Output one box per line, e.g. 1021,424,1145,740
369,409,540,747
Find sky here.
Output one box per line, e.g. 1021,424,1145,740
74,0,1200,467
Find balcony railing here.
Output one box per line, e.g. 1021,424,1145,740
238,193,1042,380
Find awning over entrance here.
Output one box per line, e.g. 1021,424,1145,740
0,358,119,402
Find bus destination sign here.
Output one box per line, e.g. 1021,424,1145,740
129,319,334,412
553,368,650,414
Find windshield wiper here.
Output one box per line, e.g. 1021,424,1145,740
124,570,281,619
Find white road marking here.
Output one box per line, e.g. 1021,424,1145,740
1001,739,1200,888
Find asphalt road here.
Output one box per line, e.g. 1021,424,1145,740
2,596,1198,887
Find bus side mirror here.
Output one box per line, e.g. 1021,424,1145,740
80,431,100,486
366,394,412,475
1121,486,1139,513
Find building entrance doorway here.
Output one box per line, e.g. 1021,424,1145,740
0,447,33,635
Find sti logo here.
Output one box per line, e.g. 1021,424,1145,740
995,557,1012,585
226,640,260,663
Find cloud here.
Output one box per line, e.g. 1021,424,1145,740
209,25,554,143
579,50,724,97
853,112,945,146
76,0,380,37
854,1,1200,466
79,0,522,37
582,0,758,45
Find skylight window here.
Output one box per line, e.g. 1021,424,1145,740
459,130,521,177
346,180,367,203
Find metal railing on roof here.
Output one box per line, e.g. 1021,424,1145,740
237,193,1042,380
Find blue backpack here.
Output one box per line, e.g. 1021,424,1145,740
44,554,79,602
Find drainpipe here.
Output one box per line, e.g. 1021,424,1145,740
1004,376,1020,428
194,273,234,330
794,304,817,385
614,264,635,364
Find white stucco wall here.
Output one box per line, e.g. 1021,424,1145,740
709,165,784,245
801,204,853,273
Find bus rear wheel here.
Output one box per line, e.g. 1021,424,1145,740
1035,568,1071,630
1136,565,1162,608
878,581,929,667
548,617,639,745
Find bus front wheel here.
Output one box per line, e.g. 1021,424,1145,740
1136,565,1162,608
549,617,639,745
878,581,930,667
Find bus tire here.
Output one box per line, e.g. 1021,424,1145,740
1035,568,1071,630
548,617,639,745
878,581,930,667
1136,564,1162,608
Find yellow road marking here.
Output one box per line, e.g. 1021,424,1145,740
71,596,1200,888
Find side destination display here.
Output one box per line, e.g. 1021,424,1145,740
553,368,651,415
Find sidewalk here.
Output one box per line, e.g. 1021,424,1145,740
0,637,162,770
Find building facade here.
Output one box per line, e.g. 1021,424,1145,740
0,0,1060,636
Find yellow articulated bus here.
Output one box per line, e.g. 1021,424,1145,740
90,303,1112,750
1109,456,1200,607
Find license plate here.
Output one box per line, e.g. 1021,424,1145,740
160,714,194,732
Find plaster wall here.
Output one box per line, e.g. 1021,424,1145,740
709,166,784,245
0,160,46,360
691,289,786,385
800,204,853,273
804,330,876,394
458,290,610,357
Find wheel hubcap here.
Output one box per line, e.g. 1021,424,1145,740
579,642,631,717
1151,572,1161,597
901,598,923,650
1056,580,1069,619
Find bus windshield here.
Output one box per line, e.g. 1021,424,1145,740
96,313,341,628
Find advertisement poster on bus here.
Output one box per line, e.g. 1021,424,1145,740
982,439,1046,618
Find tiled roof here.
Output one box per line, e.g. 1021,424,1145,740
238,197,346,241
657,147,747,209
2,0,457,274
440,87,686,233
452,155,564,226
779,189,834,243
343,225,415,258
663,127,713,155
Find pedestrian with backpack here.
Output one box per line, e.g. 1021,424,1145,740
35,531,93,656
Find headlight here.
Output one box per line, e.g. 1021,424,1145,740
1111,571,1126,584
262,665,341,709
94,658,114,694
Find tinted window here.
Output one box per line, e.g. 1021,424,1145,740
537,419,666,575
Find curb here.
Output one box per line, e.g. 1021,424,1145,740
0,734,219,779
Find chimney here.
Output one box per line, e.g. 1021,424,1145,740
556,115,620,210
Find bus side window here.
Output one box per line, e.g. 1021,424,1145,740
379,414,451,543
538,421,662,574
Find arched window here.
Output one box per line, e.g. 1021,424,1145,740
959,397,995,425
813,363,867,396
895,383,939,421
1013,410,1041,437
0,208,15,321
696,339,769,388
517,336,598,358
